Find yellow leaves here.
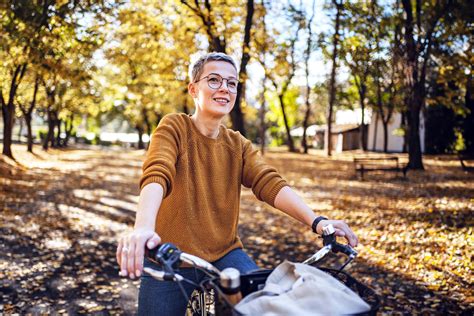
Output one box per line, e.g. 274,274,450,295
422,253,432,262
2,146,473,313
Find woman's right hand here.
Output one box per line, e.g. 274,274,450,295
117,228,161,279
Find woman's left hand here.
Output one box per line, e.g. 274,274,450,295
316,219,358,247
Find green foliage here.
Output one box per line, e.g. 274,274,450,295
37,128,47,141
454,128,466,153
265,87,300,133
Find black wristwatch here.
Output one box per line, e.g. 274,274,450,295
311,216,328,234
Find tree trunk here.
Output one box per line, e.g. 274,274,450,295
327,0,343,156
2,108,15,159
231,0,254,136
401,0,430,170
63,115,74,147
462,71,473,153
43,109,56,150
372,111,378,151
141,107,152,150
137,125,144,150
19,74,40,153
401,111,408,153
1,63,27,159
182,86,190,114
278,94,296,152
383,119,389,153
302,0,316,154
302,101,311,154
359,85,366,151
18,118,23,142
231,84,246,136
55,118,62,147
407,91,424,168
25,114,33,153
43,83,56,151
259,76,267,155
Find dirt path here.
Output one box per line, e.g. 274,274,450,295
1,145,472,314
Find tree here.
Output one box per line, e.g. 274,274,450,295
325,0,344,156
426,0,473,154
0,4,29,158
266,4,304,153
232,0,255,137
400,0,452,169
369,0,403,153
16,72,41,152
1,1,114,158
301,0,316,154
252,0,270,154
106,1,193,147
179,0,254,135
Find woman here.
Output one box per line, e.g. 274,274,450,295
117,52,358,315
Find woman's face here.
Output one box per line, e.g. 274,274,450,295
189,61,238,119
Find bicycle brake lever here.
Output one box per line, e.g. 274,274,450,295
144,267,184,281
331,239,358,271
302,244,332,265
332,242,358,257
180,253,221,275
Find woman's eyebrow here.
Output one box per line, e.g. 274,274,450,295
208,72,237,79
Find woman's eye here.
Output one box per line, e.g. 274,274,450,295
228,81,237,88
209,77,220,83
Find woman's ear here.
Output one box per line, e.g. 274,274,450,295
188,82,196,98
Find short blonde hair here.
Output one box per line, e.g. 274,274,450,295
189,52,238,82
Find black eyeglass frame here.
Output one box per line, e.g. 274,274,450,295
194,73,239,94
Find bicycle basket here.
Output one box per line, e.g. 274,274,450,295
319,267,380,316
239,267,380,316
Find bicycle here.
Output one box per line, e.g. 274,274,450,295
144,224,380,315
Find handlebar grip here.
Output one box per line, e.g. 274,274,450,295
144,243,183,271
144,244,161,262
333,242,358,257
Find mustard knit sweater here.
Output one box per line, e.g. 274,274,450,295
140,113,288,262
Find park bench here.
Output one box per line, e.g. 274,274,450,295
458,153,474,172
353,157,408,179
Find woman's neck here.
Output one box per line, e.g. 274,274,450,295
190,113,222,139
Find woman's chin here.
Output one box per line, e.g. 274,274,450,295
209,105,234,116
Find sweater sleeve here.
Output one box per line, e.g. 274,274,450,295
241,138,288,207
139,114,182,197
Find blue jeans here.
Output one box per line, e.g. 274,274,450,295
138,248,259,316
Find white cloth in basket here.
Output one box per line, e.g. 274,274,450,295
235,260,371,316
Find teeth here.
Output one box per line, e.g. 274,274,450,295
214,98,228,102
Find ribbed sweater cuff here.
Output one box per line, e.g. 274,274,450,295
140,176,169,197
267,180,289,207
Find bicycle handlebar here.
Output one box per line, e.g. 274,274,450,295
146,224,357,278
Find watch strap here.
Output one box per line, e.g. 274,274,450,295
311,216,328,234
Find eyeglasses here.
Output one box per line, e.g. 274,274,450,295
195,74,239,94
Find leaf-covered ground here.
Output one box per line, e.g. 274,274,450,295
1,144,472,315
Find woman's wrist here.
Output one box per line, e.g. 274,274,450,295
311,216,328,234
